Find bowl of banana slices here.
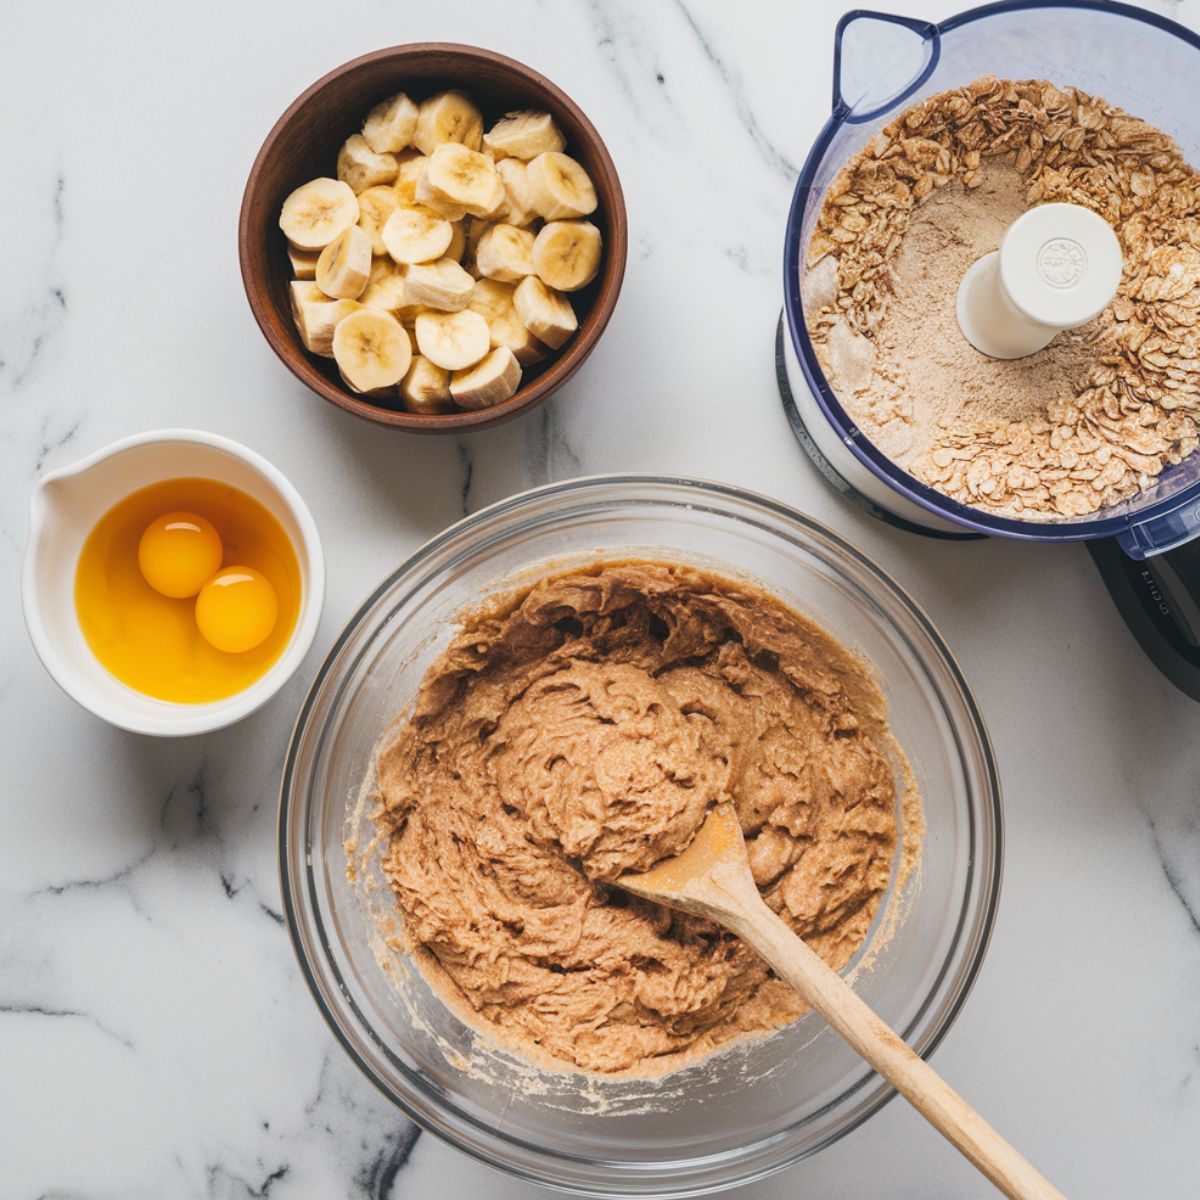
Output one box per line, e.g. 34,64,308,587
239,44,627,432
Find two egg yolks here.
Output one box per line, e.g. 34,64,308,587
75,479,300,704
137,511,278,653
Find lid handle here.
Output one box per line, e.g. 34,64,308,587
833,9,941,124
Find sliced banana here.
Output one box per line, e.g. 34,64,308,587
362,92,418,154
415,162,470,221
414,90,484,156
360,258,408,313
495,158,538,227
404,258,475,311
381,207,453,264
332,309,412,395
513,275,577,349
288,245,319,279
450,346,522,409
356,186,401,256
286,89,603,382
532,220,602,291
475,223,535,283
290,281,363,357
422,143,505,218
483,110,566,161
316,224,372,299
337,134,399,194
394,152,427,205
467,278,516,321
399,355,452,413
526,152,598,220
415,309,490,371
279,178,359,251
464,278,545,364
488,305,547,366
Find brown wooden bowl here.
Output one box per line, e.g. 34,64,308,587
239,45,627,433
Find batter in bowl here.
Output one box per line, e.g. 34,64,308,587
372,561,922,1074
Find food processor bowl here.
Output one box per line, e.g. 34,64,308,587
280,475,1001,1197
782,1,1200,695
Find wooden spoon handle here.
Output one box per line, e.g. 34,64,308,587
728,899,1066,1200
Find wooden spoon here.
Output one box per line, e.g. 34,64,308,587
617,804,1065,1200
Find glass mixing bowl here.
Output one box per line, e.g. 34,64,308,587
279,476,1002,1196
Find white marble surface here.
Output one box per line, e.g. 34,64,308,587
4,0,1200,1196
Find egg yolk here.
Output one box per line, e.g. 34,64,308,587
195,566,279,654
138,512,223,598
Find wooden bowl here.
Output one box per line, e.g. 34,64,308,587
239,45,627,433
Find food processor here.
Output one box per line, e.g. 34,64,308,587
780,0,1200,700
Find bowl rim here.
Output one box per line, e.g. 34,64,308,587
21,427,326,737
238,42,628,433
277,473,1004,1196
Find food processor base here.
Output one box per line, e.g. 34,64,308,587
1086,539,1200,701
776,314,1200,702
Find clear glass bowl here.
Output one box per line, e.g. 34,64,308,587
279,476,1002,1196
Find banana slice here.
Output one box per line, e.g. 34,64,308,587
450,346,522,409
360,258,408,313
404,258,474,311
394,152,427,205
288,245,319,279
475,223,535,282
316,224,372,299
399,355,452,413
446,220,467,263
290,281,363,357
362,92,418,154
415,309,490,370
422,143,505,218
337,134,399,194
415,163,470,221
488,305,547,366
279,178,359,251
467,278,516,321
495,158,538,227
466,279,545,364
532,220,602,291
414,90,484,156
513,275,577,349
332,309,412,395
483,110,566,161
526,152,598,220
356,186,401,256
381,208,453,264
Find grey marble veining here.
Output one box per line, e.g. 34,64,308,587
4,0,1200,1197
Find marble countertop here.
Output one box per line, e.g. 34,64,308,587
5,0,1200,1196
